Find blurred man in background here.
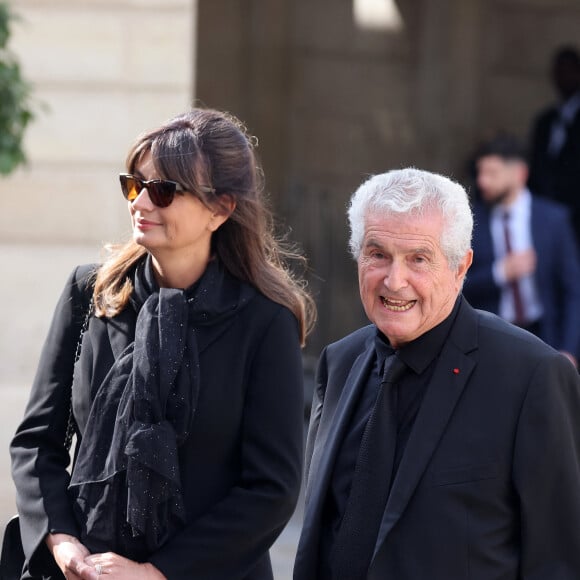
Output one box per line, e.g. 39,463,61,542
464,134,580,367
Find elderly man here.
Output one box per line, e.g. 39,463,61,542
293,168,580,580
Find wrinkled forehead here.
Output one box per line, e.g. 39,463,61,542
364,201,444,227
364,205,445,238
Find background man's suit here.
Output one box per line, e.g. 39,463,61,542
463,196,580,358
294,298,580,579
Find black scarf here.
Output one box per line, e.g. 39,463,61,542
69,256,255,556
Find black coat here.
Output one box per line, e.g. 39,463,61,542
294,298,580,579
11,262,304,580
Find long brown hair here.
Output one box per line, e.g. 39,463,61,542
93,108,316,344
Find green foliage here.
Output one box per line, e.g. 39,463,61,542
0,2,35,175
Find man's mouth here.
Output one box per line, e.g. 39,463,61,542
381,297,416,312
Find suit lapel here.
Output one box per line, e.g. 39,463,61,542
476,205,495,266
105,309,136,360
530,197,547,271
371,300,479,561
302,340,375,545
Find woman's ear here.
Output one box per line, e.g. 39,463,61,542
208,195,236,232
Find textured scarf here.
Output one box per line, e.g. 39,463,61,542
69,256,255,556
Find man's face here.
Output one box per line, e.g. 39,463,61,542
358,209,472,349
476,155,519,205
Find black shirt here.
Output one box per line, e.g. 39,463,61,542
318,297,462,577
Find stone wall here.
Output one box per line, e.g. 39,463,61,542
480,0,580,138
0,0,194,245
196,0,580,352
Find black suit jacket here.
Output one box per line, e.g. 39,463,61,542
294,298,580,579
11,263,304,580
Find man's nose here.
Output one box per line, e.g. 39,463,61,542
384,261,408,292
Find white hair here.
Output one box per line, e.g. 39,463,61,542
348,168,473,270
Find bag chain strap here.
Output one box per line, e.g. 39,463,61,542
63,298,93,452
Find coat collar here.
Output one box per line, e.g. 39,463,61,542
304,331,375,510
105,256,256,360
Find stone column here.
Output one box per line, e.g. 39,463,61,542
414,0,483,178
196,0,291,201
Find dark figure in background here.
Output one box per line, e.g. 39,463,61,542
11,108,315,580
293,168,580,580
463,134,580,368
529,46,580,246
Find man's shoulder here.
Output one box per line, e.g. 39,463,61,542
533,104,559,129
326,324,375,360
473,308,579,391
471,201,491,223
531,194,571,219
474,307,557,359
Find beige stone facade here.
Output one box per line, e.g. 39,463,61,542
0,0,194,244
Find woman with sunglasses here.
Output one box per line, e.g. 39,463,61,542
10,108,316,580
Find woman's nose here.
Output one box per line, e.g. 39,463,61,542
131,186,154,210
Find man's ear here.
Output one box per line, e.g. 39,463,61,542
456,249,473,285
209,195,236,232
514,160,529,186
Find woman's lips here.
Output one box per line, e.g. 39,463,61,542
135,218,160,230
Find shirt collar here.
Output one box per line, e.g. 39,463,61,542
375,296,462,375
490,187,531,219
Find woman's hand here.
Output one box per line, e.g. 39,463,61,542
45,533,96,579
84,553,166,580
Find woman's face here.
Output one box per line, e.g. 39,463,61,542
128,151,227,265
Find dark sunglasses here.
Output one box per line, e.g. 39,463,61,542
119,173,187,208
